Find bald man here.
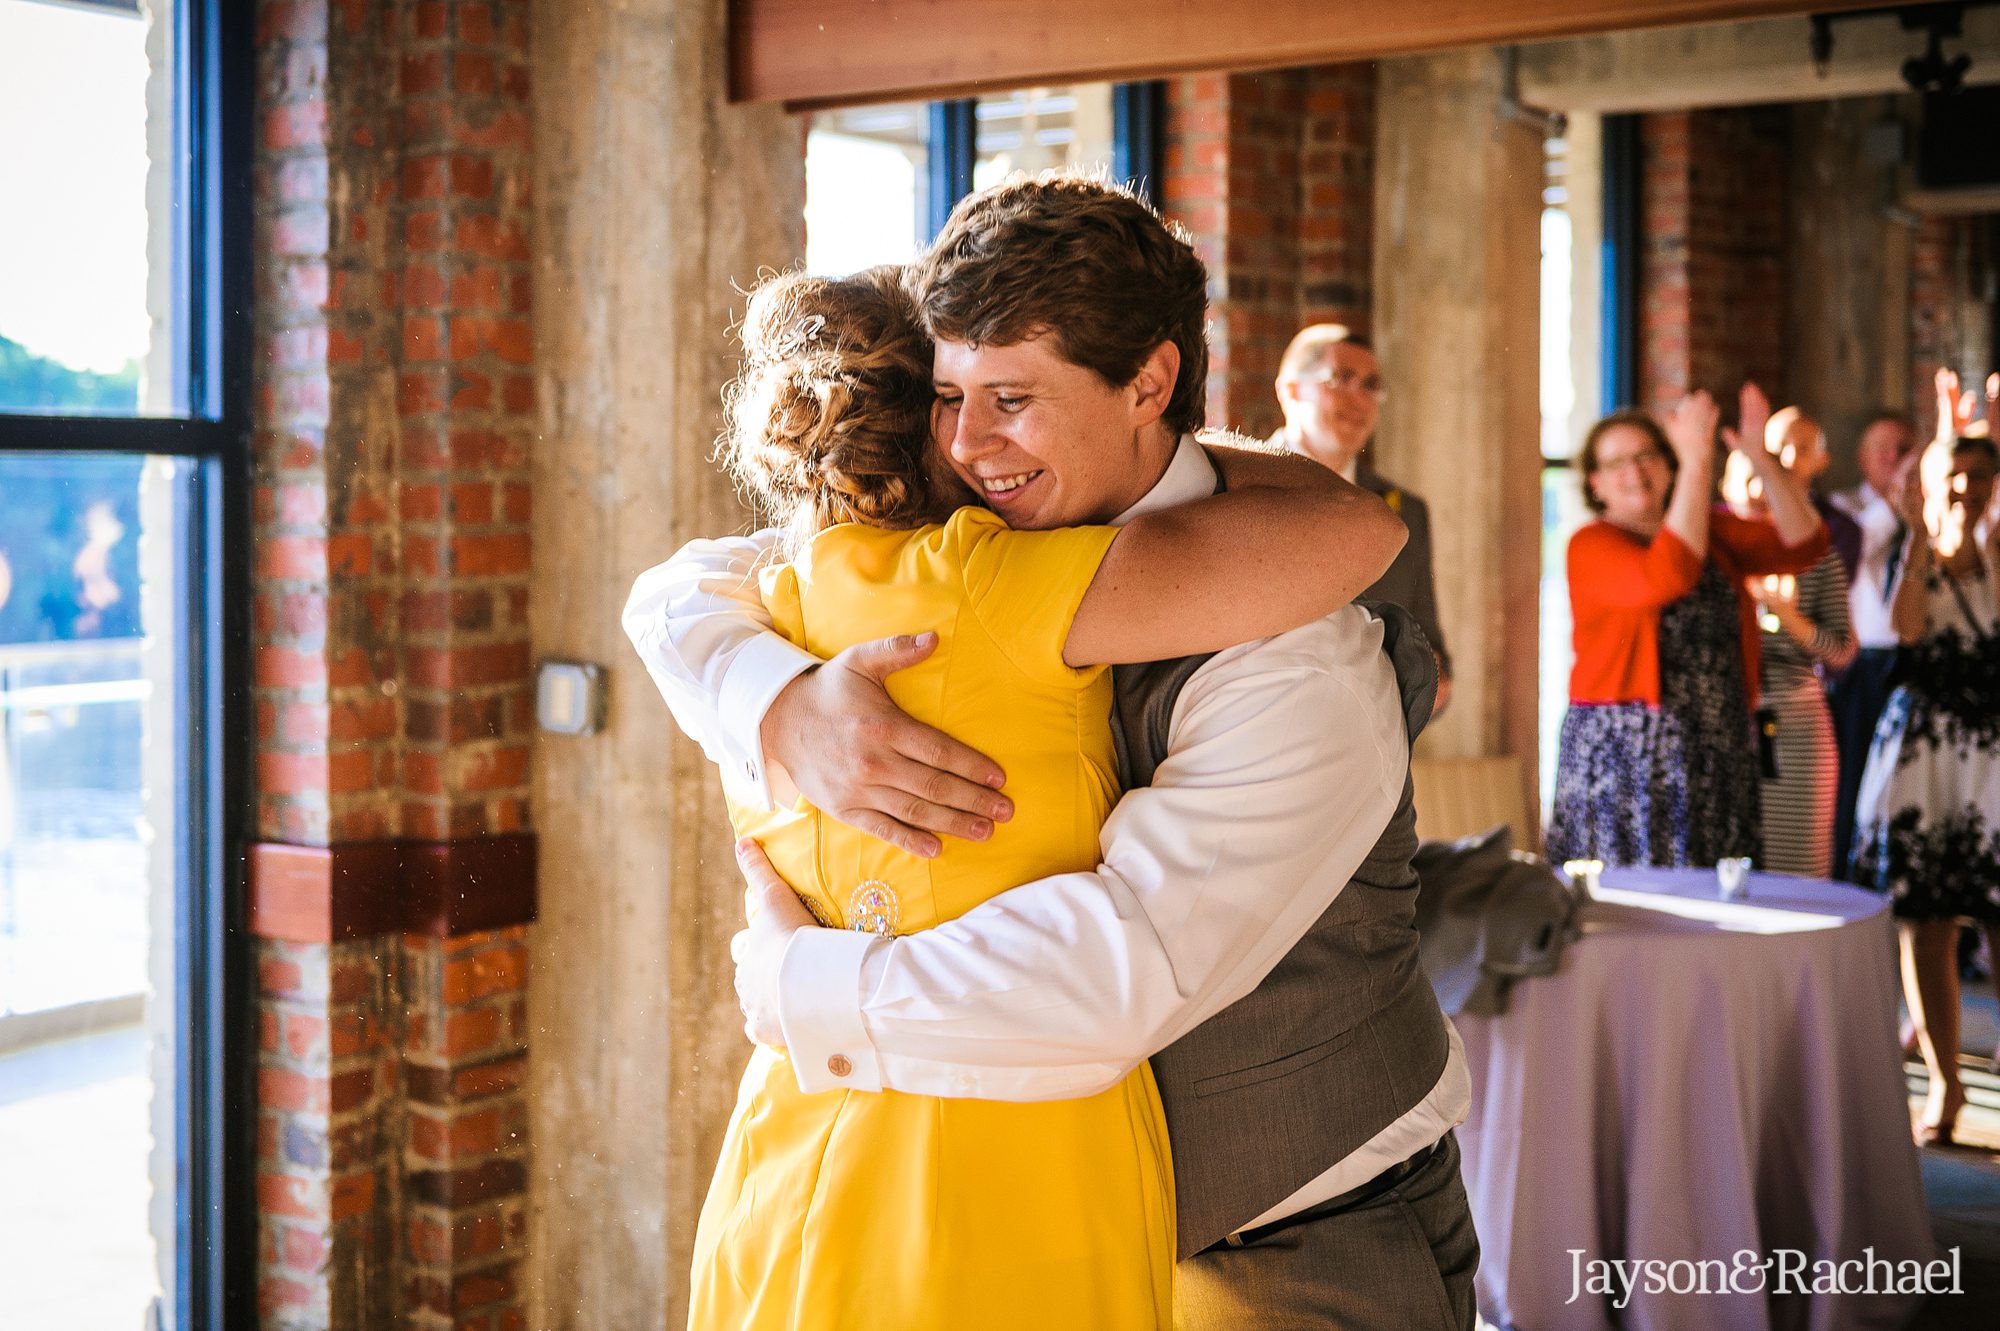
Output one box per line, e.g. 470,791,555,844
1273,324,1451,716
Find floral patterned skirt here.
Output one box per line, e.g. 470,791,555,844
1548,560,1762,869
1546,701,1760,869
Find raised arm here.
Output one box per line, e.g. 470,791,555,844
743,611,1409,1099
1661,391,1719,558
1724,383,1822,547
1062,446,1405,665
1890,464,1933,645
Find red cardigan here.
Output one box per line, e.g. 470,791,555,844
1566,509,1831,709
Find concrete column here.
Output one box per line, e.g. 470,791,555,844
526,1,803,1327
1371,50,1544,816
1783,96,1912,490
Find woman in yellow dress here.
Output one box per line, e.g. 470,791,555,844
686,266,1404,1331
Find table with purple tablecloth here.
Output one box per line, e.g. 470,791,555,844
1456,867,1937,1331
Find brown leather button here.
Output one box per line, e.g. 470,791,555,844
827,1054,853,1078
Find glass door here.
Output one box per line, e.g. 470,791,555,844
0,1,248,1327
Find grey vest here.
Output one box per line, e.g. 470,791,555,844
1112,600,1453,1258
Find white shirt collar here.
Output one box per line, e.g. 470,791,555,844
1112,433,1218,525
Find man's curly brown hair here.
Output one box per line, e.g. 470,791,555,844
721,266,958,543
909,174,1210,436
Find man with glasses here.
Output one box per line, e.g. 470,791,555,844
1274,325,1452,715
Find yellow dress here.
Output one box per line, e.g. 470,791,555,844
687,506,1176,1331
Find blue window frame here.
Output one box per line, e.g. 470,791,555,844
928,80,1166,236
1600,112,1640,413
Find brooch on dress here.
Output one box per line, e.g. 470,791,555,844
847,881,899,936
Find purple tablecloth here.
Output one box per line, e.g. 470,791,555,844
1456,868,1936,1330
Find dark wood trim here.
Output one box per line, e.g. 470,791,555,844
730,0,1888,109
245,834,538,943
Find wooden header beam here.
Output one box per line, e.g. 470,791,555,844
730,0,1889,108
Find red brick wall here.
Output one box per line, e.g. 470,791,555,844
1638,107,1788,420
1297,64,1376,332
1912,214,1952,440
251,3,536,1327
1161,63,1376,438
1911,214,1998,440
255,939,399,1327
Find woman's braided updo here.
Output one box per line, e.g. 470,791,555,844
721,266,947,543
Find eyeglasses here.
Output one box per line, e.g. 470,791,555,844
1294,367,1386,399
1595,448,1667,474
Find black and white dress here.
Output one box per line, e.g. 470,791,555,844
1850,561,2000,922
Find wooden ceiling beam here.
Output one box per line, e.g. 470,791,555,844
730,0,1890,109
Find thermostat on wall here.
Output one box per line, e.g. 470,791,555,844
536,659,607,735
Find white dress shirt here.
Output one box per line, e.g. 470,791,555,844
622,434,1471,1222
1830,482,1905,649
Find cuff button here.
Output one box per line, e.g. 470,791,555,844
827,1054,853,1078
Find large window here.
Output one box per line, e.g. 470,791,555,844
1538,125,1600,814
804,82,1159,276
971,85,1116,191
805,102,931,276
0,2,248,1328
1537,113,1638,814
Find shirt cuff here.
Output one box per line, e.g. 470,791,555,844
716,633,820,809
776,926,883,1094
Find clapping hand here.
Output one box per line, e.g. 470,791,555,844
1720,382,1773,463
1936,367,1980,440
1664,390,1720,466
1752,573,1801,636
1892,449,1928,531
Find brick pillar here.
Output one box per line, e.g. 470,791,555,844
1297,63,1375,332
1638,111,1693,416
390,5,536,1327
400,926,530,1328
1911,215,1952,440
248,3,537,1328
1909,214,1996,443
1160,64,1376,438
1638,107,1789,419
254,938,399,1328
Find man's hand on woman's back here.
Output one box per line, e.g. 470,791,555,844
760,632,1014,859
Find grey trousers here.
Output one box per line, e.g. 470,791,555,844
1174,1132,1479,1331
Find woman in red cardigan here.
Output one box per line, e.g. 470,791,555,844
1547,385,1830,868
